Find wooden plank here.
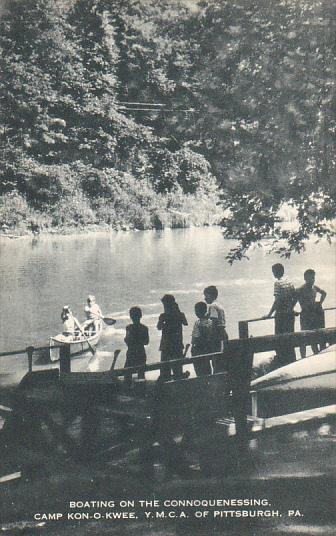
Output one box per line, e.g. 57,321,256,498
263,404,336,430
216,405,336,437
0,405,12,413
0,471,21,484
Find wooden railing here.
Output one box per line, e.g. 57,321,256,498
0,344,64,374
66,327,336,379
0,307,335,378
238,306,336,339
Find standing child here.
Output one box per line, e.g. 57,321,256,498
264,263,297,366
297,269,327,358
124,307,149,384
191,302,213,377
157,294,188,381
203,285,228,373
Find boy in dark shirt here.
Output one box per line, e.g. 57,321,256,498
297,269,327,358
157,294,188,381
124,307,149,384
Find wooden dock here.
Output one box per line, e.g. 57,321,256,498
1,324,335,484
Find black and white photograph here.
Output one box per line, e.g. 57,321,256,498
0,0,335,534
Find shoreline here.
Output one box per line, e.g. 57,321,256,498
0,222,221,241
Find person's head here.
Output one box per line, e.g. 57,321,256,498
61,305,71,320
161,294,176,313
87,295,96,305
195,301,207,319
272,263,284,279
129,306,142,323
203,285,218,304
304,269,315,286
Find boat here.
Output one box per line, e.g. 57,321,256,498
49,320,103,361
250,344,336,418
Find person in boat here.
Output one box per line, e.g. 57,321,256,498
61,306,79,339
124,306,149,385
157,294,188,381
191,301,213,377
203,285,228,373
297,269,327,358
83,295,102,334
264,263,297,366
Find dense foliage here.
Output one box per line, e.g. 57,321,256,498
0,0,334,258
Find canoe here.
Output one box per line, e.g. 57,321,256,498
251,344,336,418
49,320,103,362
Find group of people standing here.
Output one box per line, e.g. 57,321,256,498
61,263,327,382
124,264,327,382
264,263,326,365
124,285,228,383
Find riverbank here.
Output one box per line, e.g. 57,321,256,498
0,184,223,238
0,220,216,240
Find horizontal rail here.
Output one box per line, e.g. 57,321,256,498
99,327,336,378
0,344,62,358
110,351,222,378
245,306,336,324
235,327,336,353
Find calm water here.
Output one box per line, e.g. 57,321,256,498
0,228,335,376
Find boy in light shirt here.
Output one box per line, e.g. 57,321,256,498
83,295,102,334
191,301,213,377
264,263,297,366
203,285,228,373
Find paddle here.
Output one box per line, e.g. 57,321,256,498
101,316,116,326
110,349,121,372
72,316,96,355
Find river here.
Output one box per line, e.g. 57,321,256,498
0,227,335,380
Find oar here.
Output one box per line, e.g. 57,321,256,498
101,316,116,326
94,313,116,326
72,316,96,355
110,349,121,372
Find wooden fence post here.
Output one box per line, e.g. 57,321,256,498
59,344,71,375
238,321,249,339
26,346,34,373
250,391,258,417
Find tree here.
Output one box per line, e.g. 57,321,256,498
0,0,334,252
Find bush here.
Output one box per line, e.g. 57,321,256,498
0,192,31,228
51,193,96,226
0,191,52,232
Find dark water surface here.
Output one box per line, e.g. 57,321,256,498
0,228,335,374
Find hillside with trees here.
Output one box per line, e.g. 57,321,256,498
0,0,334,258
